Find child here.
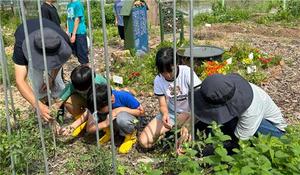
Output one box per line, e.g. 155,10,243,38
67,0,88,65
52,65,107,135
86,84,145,154
138,47,202,148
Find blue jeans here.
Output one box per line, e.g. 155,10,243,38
256,119,285,137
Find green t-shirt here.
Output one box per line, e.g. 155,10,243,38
59,74,107,101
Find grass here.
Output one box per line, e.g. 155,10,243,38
92,25,119,47
0,112,112,175
193,0,300,26
0,53,15,86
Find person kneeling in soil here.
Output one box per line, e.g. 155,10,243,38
86,84,145,154
138,47,202,149
52,65,107,136
177,73,287,156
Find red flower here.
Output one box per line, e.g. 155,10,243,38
129,71,141,80
259,57,272,64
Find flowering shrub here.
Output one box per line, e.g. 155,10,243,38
197,44,282,84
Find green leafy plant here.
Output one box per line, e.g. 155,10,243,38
0,112,55,174
196,43,281,85
84,2,115,29
194,0,300,26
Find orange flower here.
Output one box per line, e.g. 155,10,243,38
204,61,227,76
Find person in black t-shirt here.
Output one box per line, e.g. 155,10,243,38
13,18,71,122
41,0,61,27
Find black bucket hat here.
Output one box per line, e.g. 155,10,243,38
193,73,254,124
22,27,72,70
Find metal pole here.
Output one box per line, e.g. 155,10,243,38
283,0,286,11
172,0,178,151
100,0,117,174
4,63,18,128
37,0,57,155
221,0,225,9
0,17,16,175
189,0,195,141
86,0,100,148
19,1,49,174
1,16,19,128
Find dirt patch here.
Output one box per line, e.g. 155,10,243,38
197,23,300,39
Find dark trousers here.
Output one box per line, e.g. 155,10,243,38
117,25,125,40
71,34,89,64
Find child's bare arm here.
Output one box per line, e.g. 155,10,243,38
86,112,110,133
112,105,145,117
158,96,172,129
51,99,64,111
69,110,89,129
158,96,169,117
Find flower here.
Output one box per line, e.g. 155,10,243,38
203,61,227,76
242,58,253,65
258,57,272,64
128,71,141,80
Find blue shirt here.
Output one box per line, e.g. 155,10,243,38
114,0,124,26
67,0,86,34
112,90,140,109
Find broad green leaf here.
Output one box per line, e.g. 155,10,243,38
256,144,269,153
275,150,289,158
214,164,229,171
203,155,220,165
221,155,234,163
215,147,228,157
241,166,255,175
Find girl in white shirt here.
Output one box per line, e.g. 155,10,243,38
139,47,202,148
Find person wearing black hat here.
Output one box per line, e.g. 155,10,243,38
12,18,72,122
178,73,287,155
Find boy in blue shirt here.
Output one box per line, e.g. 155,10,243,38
86,84,145,154
67,0,89,65
52,65,107,136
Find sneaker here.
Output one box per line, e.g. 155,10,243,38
118,130,137,154
99,127,111,145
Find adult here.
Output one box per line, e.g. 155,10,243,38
178,73,287,155
13,18,72,122
114,0,147,40
41,0,61,27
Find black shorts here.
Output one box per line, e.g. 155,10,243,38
71,34,89,64
117,25,125,40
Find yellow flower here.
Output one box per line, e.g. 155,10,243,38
242,58,253,65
